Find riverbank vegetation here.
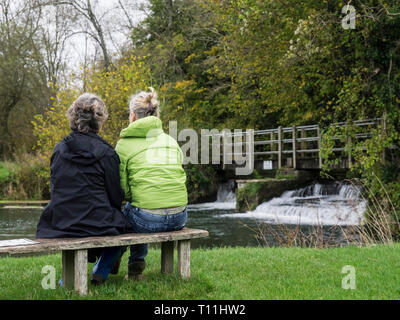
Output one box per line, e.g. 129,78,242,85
1,244,400,299
0,1,399,221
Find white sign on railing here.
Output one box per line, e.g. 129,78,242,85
263,160,273,170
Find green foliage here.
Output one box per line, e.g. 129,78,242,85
279,1,400,221
184,164,220,203
33,57,152,155
131,0,223,130
0,3,53,157
133,0,400,153
85,57,151,146
32,84,76,158
0,153,50,200
203,0,299,128
236,182,263,211
388,182,400,217
275,169,297,180
0,162,11,183
383,163,400,184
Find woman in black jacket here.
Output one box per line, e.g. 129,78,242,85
36,93,130,285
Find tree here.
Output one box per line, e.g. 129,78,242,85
0,0,52,157
33,55,151,154
39,3,70,86
129,0,224,129
36,0,113,70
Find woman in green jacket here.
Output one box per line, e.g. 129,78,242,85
116,87,188,280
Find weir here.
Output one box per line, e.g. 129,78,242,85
207,178,366,226
239,182,366,226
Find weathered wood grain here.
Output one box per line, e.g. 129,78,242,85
161,241,174,274
177,239,191,279
62,250,75,289
74,250,88,296
0,228,208,257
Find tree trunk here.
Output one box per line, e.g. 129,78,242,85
0,108,13,158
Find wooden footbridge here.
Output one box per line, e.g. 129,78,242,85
214,118,388,170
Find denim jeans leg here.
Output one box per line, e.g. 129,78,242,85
129,243,148,264
91,246,123,281
124,203,150,264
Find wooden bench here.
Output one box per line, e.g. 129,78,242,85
0,228,208,296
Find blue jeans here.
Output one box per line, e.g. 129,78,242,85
91,246,125,281
123,202,187,264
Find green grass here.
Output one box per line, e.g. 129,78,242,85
1,244,400,300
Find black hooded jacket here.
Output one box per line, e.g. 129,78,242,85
36,131,130,238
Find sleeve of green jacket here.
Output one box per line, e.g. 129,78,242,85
115,141,131,202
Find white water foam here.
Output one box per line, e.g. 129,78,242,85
220,183,366,226
188,180,237,211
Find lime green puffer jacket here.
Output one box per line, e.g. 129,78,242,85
115,116,188,209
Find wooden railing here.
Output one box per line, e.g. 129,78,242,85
218,118,384,170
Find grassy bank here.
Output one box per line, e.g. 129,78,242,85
1,244,400,300
0,157,50,201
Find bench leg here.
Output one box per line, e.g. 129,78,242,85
177,239,190,279
161,241,174,274
62,249,88,296
62,250,75,289
74,249,88,296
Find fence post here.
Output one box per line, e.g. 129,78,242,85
270,132,274,152
278,126,282,169
346,135,352,169
222,131,226,170
292,125,297,169
317,126,322,169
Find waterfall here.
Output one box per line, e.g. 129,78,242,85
284,182,361,199
188,179,236,210
216,180,236,203
221,182,366,226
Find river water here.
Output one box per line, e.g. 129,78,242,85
0,182,367,248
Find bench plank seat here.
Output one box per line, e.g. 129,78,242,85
0,228,208,256
0,228,208,296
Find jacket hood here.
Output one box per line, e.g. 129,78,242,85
61,131,109,165
120,116,163,138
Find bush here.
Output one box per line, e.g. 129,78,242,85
0,161,14,184
0,153,50,200
184,164,220,203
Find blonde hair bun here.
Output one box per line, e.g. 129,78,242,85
129,87,160,118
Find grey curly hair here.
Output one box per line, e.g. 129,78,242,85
66,93,108,133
